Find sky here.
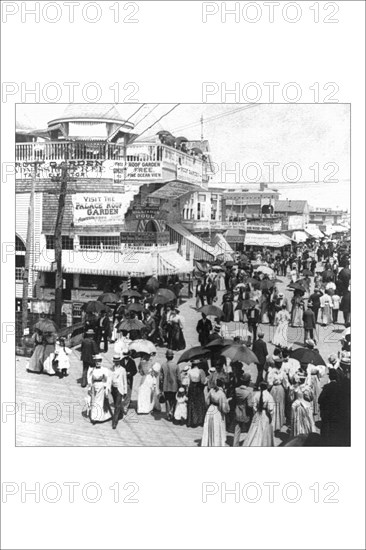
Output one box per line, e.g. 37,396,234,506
16,103,350,210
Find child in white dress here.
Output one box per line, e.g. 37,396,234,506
174,387,188,424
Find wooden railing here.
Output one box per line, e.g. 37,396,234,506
16,141,204,171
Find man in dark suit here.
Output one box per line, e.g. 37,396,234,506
303,303,316,344
247,302,260,343
80,329,98,387
144,311,157,342
308,289,322,323
96,311,111,352
120,349,137,415
205,281,217,305
252,330,268,388
233,373,253,446
195,279,206,309
196,313,212,346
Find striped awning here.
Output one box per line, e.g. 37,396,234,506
34,250,156,277
244,233,292,248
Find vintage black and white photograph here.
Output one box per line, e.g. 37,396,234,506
15,103,350,447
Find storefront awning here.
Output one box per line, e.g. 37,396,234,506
292,230,311,243
305,225,324,239
33,247,193,277
244,233,292,248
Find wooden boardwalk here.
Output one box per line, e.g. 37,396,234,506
16,276,343,447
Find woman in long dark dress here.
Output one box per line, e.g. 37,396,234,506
168,309,186,351
187,359,207,427
222,295,234,323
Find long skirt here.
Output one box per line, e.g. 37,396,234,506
90,382,112,423
270,384,285,431
187,382,206,428
42,344,57,375
137,374,155,414
234,308,243,323
291,401,315,437
291,306,303,327
201,405,227,446
27,345,44,373
222,302,234,323
321,305,332,325
272,321,289,348
308,375,321,417
169,324,186,351
244,411,274,447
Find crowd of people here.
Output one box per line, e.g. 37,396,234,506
25,235,351,446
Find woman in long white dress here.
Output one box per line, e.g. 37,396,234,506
137,354,156,414
320,292,333,326
244,382,275,447
290,383,316,437
272,305,291,347
201,380,230,447
87,355,112,424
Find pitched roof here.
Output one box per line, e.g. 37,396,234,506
49,104,127,124
275,200,308,214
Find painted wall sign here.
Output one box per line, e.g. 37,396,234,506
72,193,129,226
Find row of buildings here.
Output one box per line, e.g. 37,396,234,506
15,105,349,324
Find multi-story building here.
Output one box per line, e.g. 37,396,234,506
15,105,219,317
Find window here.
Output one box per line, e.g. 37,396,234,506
46,235,74,250
79,235,120,248
79,274,105,289
198,194,206,202
16,235,26,252
45,272,56,287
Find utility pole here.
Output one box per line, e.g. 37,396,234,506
53,145,74,328
21,161,38,335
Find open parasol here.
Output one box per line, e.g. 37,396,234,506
118,318,144,332
177,346,209,364
259,279,275,291
128,339,156,355
145,276,159,293
126,302,144,313
205,338,234,349
97,292,119,303
302,269,313,277
221,344,259,364
255,265,274,275
152,288,176,305
120,289,142,298
198,305,224,318
290,347,326,367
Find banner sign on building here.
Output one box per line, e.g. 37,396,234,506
72,193,128,226
177,165,202,184
131,206,161,220
113,160,163,182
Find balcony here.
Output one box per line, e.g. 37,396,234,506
15,141,207,183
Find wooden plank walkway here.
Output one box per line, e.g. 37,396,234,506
16,275,343,447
